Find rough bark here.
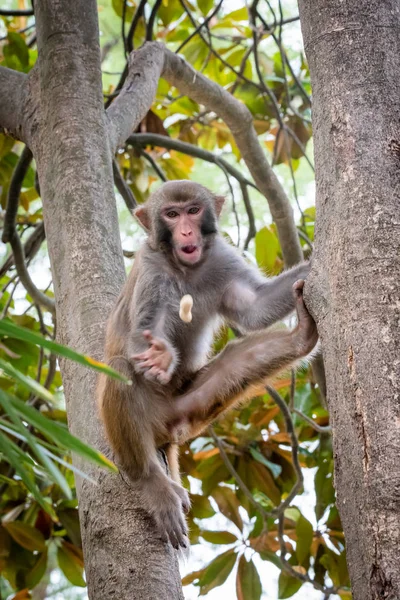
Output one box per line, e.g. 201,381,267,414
299,2,400,598
29,1,183,598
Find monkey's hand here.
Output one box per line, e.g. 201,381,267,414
131,330,177,384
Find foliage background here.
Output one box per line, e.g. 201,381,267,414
0,0,349,598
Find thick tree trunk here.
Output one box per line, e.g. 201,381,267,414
299,2,400,599
29,1,183,598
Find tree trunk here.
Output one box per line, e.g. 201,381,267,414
299,2,400,599
30,1,183,598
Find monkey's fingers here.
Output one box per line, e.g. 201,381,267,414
142,330,167,351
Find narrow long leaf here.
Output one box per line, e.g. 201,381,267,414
0,432,52,514
0,358,54,403
0,319,130,383
8,394,117,472
0,390,72,498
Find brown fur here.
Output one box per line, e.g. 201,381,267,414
97,181,318,548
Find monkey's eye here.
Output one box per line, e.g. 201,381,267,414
188,206,200,215
166,210,179,218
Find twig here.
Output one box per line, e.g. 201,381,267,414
0,8,34,16
112,159,137,210
241,182,256,251
176,0,224,53
208,426,270,525
127,133,257,190
138,148,167,182
146,0,162,41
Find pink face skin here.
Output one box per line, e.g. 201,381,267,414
162,203,205,265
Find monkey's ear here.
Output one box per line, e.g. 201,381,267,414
214,195,225,218
133,206,151,232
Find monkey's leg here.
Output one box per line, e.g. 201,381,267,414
98,357,189,548
165,443,182,485
171,282,318,440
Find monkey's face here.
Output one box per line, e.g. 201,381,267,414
161,202,206,265
134,181,225,266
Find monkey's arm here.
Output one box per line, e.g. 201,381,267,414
220,261,310,332
128,280,180,384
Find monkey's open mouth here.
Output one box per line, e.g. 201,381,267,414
176,244,202,264
181,245,198,254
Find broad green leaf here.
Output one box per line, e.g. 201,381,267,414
212,487,243,531
25,550,48,589
255,226,280,275
236,555,262,600
249,447,282,479
296,515,313,564
8,394,117,473
200,530,237,544
57,540,85,587
58,508,82,548
278,571,303,598
0,320,130,383
190,494,215,519
199,548,237,595
197,0,213,16
247,461,281,506
3,522,46,552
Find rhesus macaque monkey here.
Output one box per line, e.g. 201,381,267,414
97,181,318,549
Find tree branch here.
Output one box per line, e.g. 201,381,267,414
107,42,303,266
1,147,55,314
112,159,137,210
0,67,28,142
127,133,256,189
0,8,34,16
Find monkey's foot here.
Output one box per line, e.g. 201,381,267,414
172,481,191,514
131,331,176,384
150,487,189,549
292,280,318,356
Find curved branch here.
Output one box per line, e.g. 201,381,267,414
127,133,256,189
1,148,55,314
112,159,137,210
107,42,303,266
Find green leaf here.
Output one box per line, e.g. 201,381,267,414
212,487,243,531
197,0,213,16
0,358,54,403
0,432,52,515
278,572,303,599
26,550,48,589
57,540,85,587
190,494,216,519
199,548,237,595
0,390,72,498
3,522,46,552
0,320,130,383
236,555,262,600
249,447,282,479
255,226,280,274
200,530,237,544
7,394,118,473
58,508,82,548
296,515,313,564
4,33,29,70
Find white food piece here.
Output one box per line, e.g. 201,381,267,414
179,294,193,323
